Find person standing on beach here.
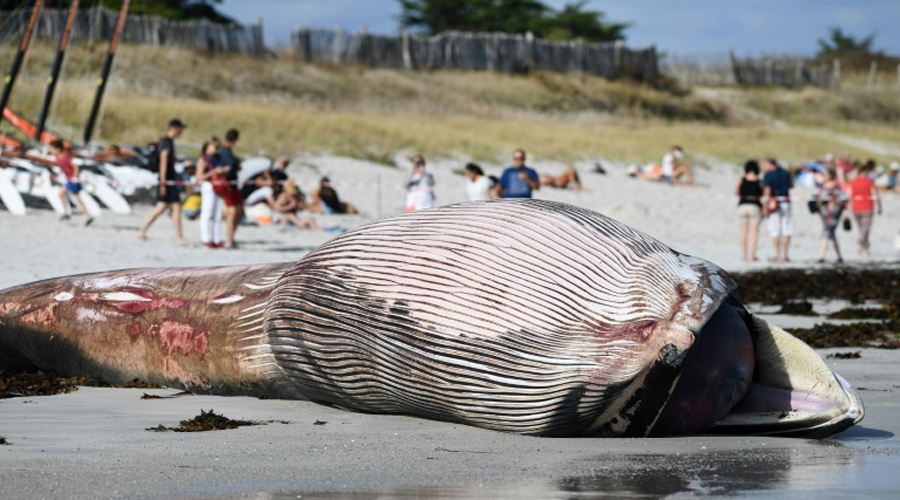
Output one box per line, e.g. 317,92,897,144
196,140,228,249
496,149,539,199
51,140,92,226
735,160,763,262
137,119,186,244
814,169,847,264
405,154,435,212
218,129,243,249
848,161,882,258
761,158,793,263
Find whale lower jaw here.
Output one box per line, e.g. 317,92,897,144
710,372,864,439
707,315,865,439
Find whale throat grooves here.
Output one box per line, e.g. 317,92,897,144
259,201,733,436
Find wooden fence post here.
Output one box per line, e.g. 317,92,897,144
525,31,534,72
401,30,411,70
868,61,877,89
332,28,343,64
728,51,740,84
833,59,841,91
575,38,585,75
613,39,623,79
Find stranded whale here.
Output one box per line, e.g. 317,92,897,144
0,200,863,438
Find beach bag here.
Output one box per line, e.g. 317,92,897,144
211,175,231,198
807,199,819,214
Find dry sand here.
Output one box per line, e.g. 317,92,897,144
2,155,900,499
3,153,900,287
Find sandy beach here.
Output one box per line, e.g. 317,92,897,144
2,155,900,499
3,153,899,288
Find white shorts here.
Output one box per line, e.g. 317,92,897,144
767,202,792,237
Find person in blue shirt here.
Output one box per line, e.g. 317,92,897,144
761,158,794,263
496,149,540,199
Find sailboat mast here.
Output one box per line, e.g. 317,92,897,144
34,0,80,143
83,0,129,145
0,0,46,131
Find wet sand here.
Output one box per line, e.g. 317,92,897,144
0,346,897,500
2,156,900,499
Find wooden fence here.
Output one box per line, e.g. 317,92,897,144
730,53,830,88
662,52,831,88
292,28,659,81
0,7,265,56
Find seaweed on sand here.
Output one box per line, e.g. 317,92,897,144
147,409,261,432
0,371,163,398
827,352,862,359
787,321,900,349
733,268,900,305
828,304,898,320
775,301,817,316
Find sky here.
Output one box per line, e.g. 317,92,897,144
218,0,900,57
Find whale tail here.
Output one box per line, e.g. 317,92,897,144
0,263,293,395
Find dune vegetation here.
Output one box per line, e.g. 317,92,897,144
1,42,898,165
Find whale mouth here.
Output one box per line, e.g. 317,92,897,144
651,299,864,439
709,308,865,439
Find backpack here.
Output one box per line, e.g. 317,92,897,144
141,139,162,172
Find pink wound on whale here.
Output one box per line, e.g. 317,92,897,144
20,303,58,329
111,297,187,314
141,320,210,360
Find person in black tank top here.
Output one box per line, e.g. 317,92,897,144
735,160,763,261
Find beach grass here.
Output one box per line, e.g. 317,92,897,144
0,43,897,164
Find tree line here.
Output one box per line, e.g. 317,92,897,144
0,0,234,24
398,0,629,42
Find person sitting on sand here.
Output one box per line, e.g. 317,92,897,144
240,168,273,202
274,181,317,230
661,146,694,186
270,156,290,185
539,166,583,191
877,163,899,192
50,139,92,226
243,177,277,209
309,177,358,214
